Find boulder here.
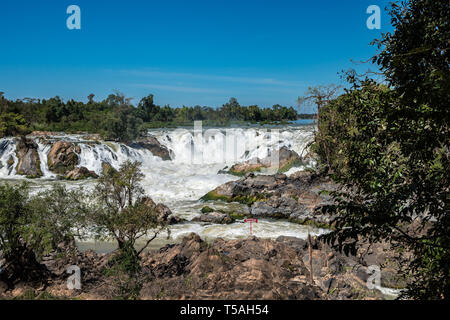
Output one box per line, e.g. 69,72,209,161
15,138,42,178
192,211,234,224
7,156,14,168
141,196,182,225
129,136,171,160
142,196,156,208
101,161,115,175
202,170,337,228
224,146,303,176
228,159,267,176
65,166,99,180
0,233,398,300
276,146,304,172
140,233,324,300
47,141,80,175
82,134,103,141
155,203,173,223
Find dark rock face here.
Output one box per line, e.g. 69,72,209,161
129,136,171,160
275,236,400,300
224,146,303,176
0,234,400,300
140,233,324,300
15,138,42,178
192,211,234,224
47,141,80,175
141,196,183,225
202,171,338,228
65,166,99,180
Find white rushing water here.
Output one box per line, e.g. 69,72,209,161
0,124,321,246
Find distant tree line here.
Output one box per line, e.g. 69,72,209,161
0,92,305,142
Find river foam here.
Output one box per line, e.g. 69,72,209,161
0,124,320,245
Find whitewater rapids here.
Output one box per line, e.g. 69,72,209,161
0,124,328,250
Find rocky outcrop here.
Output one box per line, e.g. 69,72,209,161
0,234,401,300
192,211,234,224
223,146,303,176
276,236,405,297
141,196,183,225
129,136,171,160
15,138,42,178
47,141,80,175
101,162,115,175
82,134,103,141
202,171,338,228
65,166,99,180
140,233,324,299
276,147,304,172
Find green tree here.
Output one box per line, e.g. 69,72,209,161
87,161,169,299
88,161,169,257
0,113,30,138
298,84,341,168
136,94,160,122
101,107,143,143
319,0,449,299
0,183,83,287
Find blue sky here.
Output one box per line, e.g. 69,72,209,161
0,0,393,111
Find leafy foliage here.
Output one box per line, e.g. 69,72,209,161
316,0,449,299
0,183,83,285
0,92,303,141
87,160,169,257
0,113,30,138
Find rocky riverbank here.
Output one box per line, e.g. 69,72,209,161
2,132,172,180
0,233,403,300
201,170,339,228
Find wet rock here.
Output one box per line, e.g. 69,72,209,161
129,136,171,160
1,233,398,300
142,196,156,208
101,161,115,175
5,155,15,174
82,134,103,141
15,137,42,178
192,211,234,224
47,141,80,175
141,196,181,225
276,147,304,172
227,159,267,176
65,166,98,180
155,203,173,223
203,170,338,228
223,146,303,176
140,233,324,300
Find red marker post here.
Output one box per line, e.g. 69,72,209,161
244,218,258,236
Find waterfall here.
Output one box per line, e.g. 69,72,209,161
0,125,314,181
0,126,312,188
0,138,19,178
0,125,324,246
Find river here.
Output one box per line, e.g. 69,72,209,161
0,122,329,251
